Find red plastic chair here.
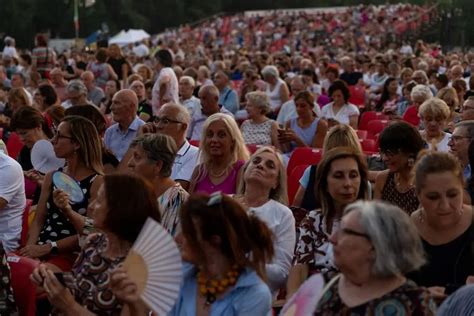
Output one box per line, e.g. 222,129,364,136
6,132,24,159
348,85,366,107
189,140,200,147
8,254,40,316
367,119,389,138
287,148,322,177
246,144,261,154
287,164,309,205
360,139,378,154
20,200,33,247
375,112,389,120
356,130,368,140
358,111,377,131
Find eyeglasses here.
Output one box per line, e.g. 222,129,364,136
53,131,74,140
153,116,182,125
449,135,471,142
379,149,399,158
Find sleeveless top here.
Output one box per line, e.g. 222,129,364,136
290,117,319,147
89,62,109,89
381,172,419,215
38,170,98,244
266,78,285,111
241,119,273,145
194,160,245,195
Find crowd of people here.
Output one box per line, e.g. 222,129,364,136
1,2,474,315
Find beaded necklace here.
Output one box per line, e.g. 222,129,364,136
197,264,241,305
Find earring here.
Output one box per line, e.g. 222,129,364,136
408,157,415,167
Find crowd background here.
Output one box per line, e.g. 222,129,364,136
1,1,474,316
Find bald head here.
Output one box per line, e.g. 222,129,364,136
81,71,95,89
111,89,139,127
114,89,138,109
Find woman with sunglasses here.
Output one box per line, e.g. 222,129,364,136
284,201,435,315
18,116,103,273
374,121,425,215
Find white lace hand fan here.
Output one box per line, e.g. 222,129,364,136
123,218,182,315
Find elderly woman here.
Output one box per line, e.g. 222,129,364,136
189,113,249,195
321,80,359,129
288,148,369,295
284,201,435,315
234,146,295,293
240,91,280,148
437,87,461,131
179,75,201,117
403,84,434,127
30,173,161,315
128,134,188,236
410,152,474,298
61,80,89,109
279,91,328,152
292,124,363,209
262,65,290,114
374,121,424,214
418,98,451,152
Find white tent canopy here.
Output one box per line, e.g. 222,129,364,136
108,29,150,46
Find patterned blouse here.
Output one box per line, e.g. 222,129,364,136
0,244,17,315
294,210,339,275
241,119,274,145
381,172,419,215
64,234,125,316
158,183,189,237
315,275,437,315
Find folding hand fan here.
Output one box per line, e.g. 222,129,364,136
123,218,182,315
52,171,85,204
280,273,325,316
31,140,65,174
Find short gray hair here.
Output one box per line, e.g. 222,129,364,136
261,65,279,78
130,134,177,178
245,91,271,114
179,75,196,87
455,120,474,139
410,84,433,102
160,102,191,125
344,200,425,277
67,80,88,95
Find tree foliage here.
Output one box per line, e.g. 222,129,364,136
0,0,472,49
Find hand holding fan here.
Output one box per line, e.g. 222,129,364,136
52,171,85,204
123,218,182,315
280,274,325,316
31,140,65,174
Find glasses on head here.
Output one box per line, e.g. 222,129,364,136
52,131,74,140
449,135,471,142
153,116,182,125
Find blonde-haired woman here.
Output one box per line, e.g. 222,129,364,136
235,146,295,293
189,113,249,195
419,97,451,152
437,87,460,132
240,91,280,148
107,43,130,82
19,116,103,272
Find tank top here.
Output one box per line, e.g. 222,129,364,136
290,117,319,146
89,62,109,89
194,161,245,195
381,172,419,215
38,170,98,244
266,78,285,111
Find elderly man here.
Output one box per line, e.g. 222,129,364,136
188,85,233,141
104,89,145,161
151,49,179,115
277,75,321,125
81,71,105,106
50,68,69,101
140,103,199,190
448,120,474,180
0,151,25,252
462,97,474,121
213,70,239,114
179,76,200,117
61,80,90,109
339,56,363,86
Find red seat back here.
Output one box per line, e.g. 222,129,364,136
8,254,40,316
287,164,309,205
20,200,33,247
6,132,24,159
246,144,260,154
189,140,200,147
287,148,322,177
367,119,389,138
360,139,378,154
358,111,377,131
356,130,368,140
348,85,366,107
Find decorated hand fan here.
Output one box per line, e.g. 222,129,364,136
123,218,182,315
52,171,85,204
280,274,325,316
31,140,65,174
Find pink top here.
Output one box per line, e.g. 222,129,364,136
194,160,245,195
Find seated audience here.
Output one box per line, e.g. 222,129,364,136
321,80,359,129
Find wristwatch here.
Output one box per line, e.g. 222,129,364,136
50,241,59,255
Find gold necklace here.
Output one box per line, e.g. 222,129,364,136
197,265,241,305
209,166,229,178
394,173,414,193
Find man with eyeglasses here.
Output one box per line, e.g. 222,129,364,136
140,103,198,191
448,120,474,180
